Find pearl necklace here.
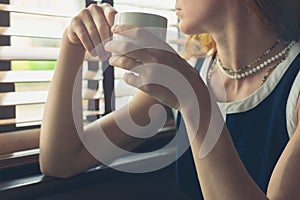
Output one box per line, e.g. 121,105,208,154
218,37,281,73
216,41,296,80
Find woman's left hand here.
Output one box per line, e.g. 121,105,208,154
105,24,202,110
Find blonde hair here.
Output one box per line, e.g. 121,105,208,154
184,34,216,59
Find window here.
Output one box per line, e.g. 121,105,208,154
0,0,183,169
0,0,87,168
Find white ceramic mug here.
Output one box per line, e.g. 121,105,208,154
113,12,168,42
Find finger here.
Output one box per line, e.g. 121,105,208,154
111,25,167,48
87,5,115,60
80,8,106,59
123,72,143,89
109,55,143,73
88,4,112,43
99,3,118,27
70,16,96,56
105,40,156,62
104,40,140,56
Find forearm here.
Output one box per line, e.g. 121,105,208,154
181,86,267,200
0,129,39,154
40,33,87,173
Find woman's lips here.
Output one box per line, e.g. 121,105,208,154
175,8,182,17
175,6,181,11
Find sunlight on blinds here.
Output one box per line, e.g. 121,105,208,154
0,1,85,128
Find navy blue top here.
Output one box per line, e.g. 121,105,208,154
176,53,300,199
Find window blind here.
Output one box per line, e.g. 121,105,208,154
0,0,181,131
0,0,182,167
0,0,115,167
0,0,109,133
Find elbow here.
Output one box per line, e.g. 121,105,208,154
267,190,294,200
39,155,77,179
40,163,76,179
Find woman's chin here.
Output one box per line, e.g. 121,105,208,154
179,23,198,35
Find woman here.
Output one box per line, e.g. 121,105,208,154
40,0,300,199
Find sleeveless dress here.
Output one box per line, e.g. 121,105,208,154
176,42,300,199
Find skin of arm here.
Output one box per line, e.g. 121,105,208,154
0,129,39,155
39,4,165,178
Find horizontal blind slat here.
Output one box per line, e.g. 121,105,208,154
0,27,62,39
0,70,103,83
0,119,41,127
83,89,102,99
0,47,100,61
84,70,103,80
0,110,102,126
0,3,73,18
114,0,175,11
0,91,48,106
0,89,105,106
0,118,17,126
0,47,59,61
0,70,53,83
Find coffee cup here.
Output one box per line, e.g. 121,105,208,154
113,12,168,43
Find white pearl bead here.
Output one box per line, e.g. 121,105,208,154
257,66,261,70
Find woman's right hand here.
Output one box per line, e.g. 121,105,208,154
65,3,117,61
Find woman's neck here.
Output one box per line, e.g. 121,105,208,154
204,2,288,102
209,3,280,72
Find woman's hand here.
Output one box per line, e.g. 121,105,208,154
64,3,117,61
105,24,203,110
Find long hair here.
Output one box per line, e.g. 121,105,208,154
185,0,300,58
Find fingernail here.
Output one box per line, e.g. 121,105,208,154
111,25,118,32
104,42,109,50
108,7,117,12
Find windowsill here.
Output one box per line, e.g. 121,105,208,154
0,126,179,199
